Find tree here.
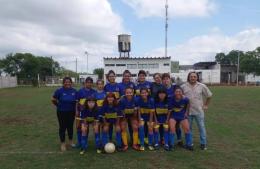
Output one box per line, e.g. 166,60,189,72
93,68,104,79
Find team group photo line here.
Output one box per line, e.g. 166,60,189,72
51,69,212,155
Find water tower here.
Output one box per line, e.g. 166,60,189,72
118,34,131,58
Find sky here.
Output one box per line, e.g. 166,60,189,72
0,0,260,72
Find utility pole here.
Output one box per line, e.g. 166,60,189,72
236,52,240,86
76,57,78,84
85,51,89,74
165,0,168,58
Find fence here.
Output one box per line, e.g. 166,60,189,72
0,76,17,88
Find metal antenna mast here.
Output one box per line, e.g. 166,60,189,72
165,0,168,57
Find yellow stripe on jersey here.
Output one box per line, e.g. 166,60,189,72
82,117,94,122
96,99,104,107
173,108,182,112
79,98,86,105
135,89,140,96
139,108,154,114
105,112,117,119
156,108,168,114
124,108,135,115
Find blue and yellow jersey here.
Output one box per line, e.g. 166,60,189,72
104,82,120,99
95,90,106,108
80,108,100,123
119,96,137,118
164,84,176,99
168,97,189,120
136,97,155,122
155,101,169,124
118,81,135,97
135,81,152,96
53,87,77,113
100,104,123,124
77,87,96,106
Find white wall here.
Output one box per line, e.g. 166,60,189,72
245,74,260,83
0,76,17,88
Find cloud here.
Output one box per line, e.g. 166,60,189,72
146,28,260,64
122,0,217,18
0,0,125,72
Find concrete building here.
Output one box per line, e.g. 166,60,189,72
104,57,171,82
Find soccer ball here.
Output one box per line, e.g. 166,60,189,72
104,142,116,154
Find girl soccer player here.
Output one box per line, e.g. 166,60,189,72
168,87,193,151
119,87,139,151
95,79,106,109
154,89,170,151
100,93,123,151
79,97,101,154
136,88,155,151
135,70,152,96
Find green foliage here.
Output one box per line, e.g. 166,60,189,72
93,68,104,79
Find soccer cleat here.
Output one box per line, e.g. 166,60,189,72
164,144,170,151
96,149,102,154
80,149,86,155
139,146,145,151
148,145,155,151
132,144,140,151
200,144,207,150
122,145,128,152
60,143,66,152
154,144,160,150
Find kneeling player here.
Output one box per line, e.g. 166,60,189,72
80,97,101,154
168,87,193,151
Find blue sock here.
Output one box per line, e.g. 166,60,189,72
116,132,122,147
154,131,159,145
139,125,145,146
164,131,169,146
95,133,101,149
102,132,108,147
109,125,113,141
81,135,87,150
176,128,182,141
185,133,192,146
169,133,175,147
77,130,82,146
148,133,153,146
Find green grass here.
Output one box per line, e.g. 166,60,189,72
0,86,260,169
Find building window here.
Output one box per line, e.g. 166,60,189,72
148,63,159,69
138,64,148,69
105,64,115,67
127,64,137,69
163,63,170,66
116,64,126,67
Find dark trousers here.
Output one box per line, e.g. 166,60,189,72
57,111,75,143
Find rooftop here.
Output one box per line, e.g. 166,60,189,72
104,56,171,60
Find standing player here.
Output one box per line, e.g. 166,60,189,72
95,79,106,109
76,77,96,148
136,88,155,151
135,70,152,96
150,73,164,98
154,89,170,151
100,93,123,151
119,87,139,151
79,97,101,154
168,87,193,151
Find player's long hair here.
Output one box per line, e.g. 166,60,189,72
155,89,168,104
84,97,98,112
103,92,118,107
122,70,132,83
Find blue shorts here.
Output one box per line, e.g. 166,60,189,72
170,114,186,123
156,115,167,124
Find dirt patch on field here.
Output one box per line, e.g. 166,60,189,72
0,117,32,125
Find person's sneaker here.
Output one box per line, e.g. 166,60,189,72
80,149,86,155
164,144,170,151
200,144,207,150
132,144,140,151
148,145,155,151
139,146,145,151
60,143,67,152
122,145,128,152
69,140,76,148
116,146,124,152
177,140,184,147
96,149,102,154
185,145,194,151
154,144,160,150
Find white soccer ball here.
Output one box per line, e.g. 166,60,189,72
104,142,116,154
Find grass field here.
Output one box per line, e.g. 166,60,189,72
0,86,260,169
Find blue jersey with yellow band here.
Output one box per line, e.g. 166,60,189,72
119,96,137,118
168,97,189,120
104,82,120,99
80,108,100,123
95,90,106,108
118,81,135,97
77,87,96,106
135,81,152,96
53,87,77,113
136,97,155,122
100,104,123,124
164,84,176,99
155,100,169,124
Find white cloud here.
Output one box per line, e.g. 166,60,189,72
122,0,217,18
0,0,125,72
146,28,260,64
